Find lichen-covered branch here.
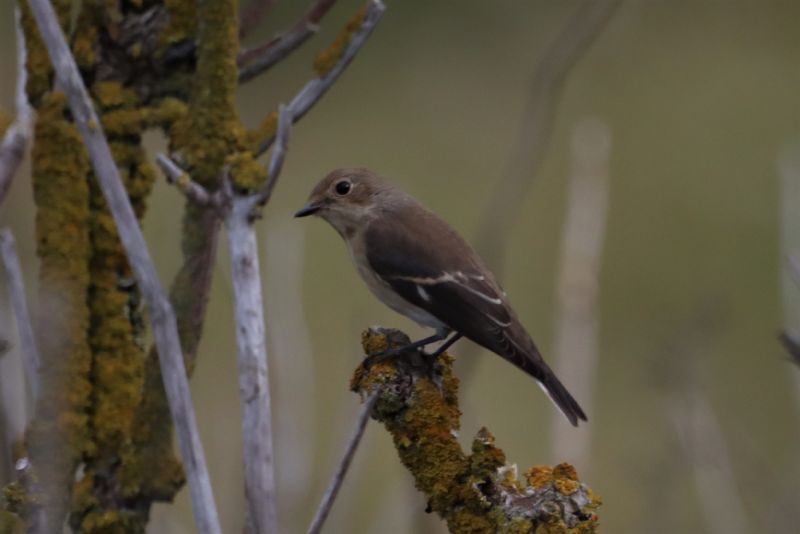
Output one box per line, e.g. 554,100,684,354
351,328,601,533
24,1,221,532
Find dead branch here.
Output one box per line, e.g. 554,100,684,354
25,1,221,532
239,0,339,80
0,9,33,207
0,229,40,402
307,393,377,534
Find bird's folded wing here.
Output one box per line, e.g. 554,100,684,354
363,217,538,376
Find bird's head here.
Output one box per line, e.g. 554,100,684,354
295,168,390,237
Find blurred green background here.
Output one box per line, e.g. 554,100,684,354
1,1,799,532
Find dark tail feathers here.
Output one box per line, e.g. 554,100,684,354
537,370,587,427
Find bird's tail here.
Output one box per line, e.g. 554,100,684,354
535,369,587,427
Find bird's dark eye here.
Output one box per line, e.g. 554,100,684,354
335,180,352,195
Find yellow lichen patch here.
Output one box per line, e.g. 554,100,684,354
313,4,368,77
161,0,198,49
27,92,93,527
552,463,580,496
72,7,99,69
526,465,554,490
246,110,277,154
227,151,266,191
92,82,138,110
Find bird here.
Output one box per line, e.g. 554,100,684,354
295,168,587,426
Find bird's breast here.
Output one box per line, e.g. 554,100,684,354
346,232,446,331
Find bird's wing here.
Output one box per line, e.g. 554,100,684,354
363,207,587,426
363,208,537,375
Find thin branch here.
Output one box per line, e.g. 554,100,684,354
307,392,377,534
0,9,33,207
239,0,278,39
254,0,385,157
474,0,621,274
25,2,222,533
238,0,339,82
155,154,216,207
255,104,292,206
0,229,40,402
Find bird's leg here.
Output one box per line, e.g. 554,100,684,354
426,332,463,360
365,331,447,367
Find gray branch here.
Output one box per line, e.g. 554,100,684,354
25,1,221,532
307,393,377,534
255,0,385,157
255,104,292,207
239,0,339,82
0,229,40,403
0,9,33,207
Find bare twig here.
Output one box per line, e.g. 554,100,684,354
25,1,221,532
255,104,292,206
239,0,278,39
550,118,611,468
254,0,385,157
474,0,621,274
0,229,40,402
155,154,216,207
0,9,33,207
307,393,377,534
238,0,339,82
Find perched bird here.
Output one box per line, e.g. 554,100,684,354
295,168,587,426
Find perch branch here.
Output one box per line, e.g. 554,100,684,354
254,0,385,157
25,1,221,532
239,0,339,80
307,392,377,534
0,229,40,402
350,327,601,532
0,9,33,207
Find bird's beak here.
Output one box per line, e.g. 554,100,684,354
294,201,322,218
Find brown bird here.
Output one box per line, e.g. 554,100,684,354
295,168,587,426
